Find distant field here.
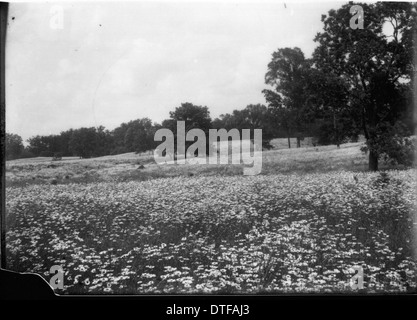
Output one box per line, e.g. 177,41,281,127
5,139,417,294
6,140,372,188
270,137,315,149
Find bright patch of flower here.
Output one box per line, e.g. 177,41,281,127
5,169,417,294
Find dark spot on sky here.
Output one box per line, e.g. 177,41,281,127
11,17,15,20
99,24,102,27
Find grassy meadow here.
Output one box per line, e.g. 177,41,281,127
5,138,417,294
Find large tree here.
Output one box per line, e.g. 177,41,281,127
263,46,362,148
162,102,213,157
58,129,74,156
27,135,52,156
302,67,361,146
313,1,417,170
213,104,275,149
68,127,99,158
123,118,155,154
263,47,313,148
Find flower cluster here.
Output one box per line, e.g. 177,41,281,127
5,169,417,294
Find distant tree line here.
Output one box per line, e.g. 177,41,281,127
5,2,416,170
10,119,159,159
6,102,282,160
3,99,361,161
6,101,306,160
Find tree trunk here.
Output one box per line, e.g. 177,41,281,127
367,100,378,171
369,150,378,171
333,110,340,148
296,137,301,148
287,137,291,148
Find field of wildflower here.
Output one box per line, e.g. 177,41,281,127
5,160,417,294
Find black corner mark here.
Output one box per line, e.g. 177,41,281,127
0,269,57,300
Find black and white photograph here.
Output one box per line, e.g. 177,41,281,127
1,0,416,300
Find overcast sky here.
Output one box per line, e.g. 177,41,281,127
6,1,347,142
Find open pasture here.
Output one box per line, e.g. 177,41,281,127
5,142,417,293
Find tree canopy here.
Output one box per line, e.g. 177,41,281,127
312,1,417,169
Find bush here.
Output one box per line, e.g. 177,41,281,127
53,152,63,161
364,121,415,167
262,139,274,150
